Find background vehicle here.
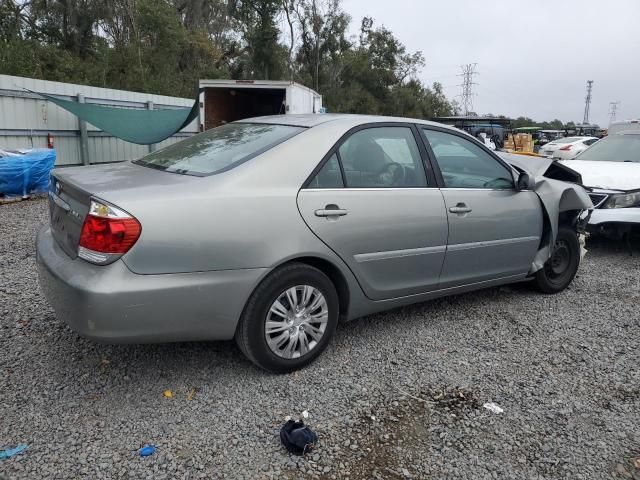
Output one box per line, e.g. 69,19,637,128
37,115,591,373
198,79,323,130
431,116,511,148
539,136,599,159
567,123,601,137
538,129,566,145
559,131,640,240
609,119,640,135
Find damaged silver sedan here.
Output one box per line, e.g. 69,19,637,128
36,114,592,373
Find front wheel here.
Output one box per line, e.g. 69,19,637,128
532,226,580,294
235,263,339,373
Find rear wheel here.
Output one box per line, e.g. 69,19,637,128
235,263,339,373
532,226,580,293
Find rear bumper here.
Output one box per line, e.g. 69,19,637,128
36,226,267,343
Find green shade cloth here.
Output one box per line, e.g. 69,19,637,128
34,91,199,145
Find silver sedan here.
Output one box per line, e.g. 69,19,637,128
36,114,592,372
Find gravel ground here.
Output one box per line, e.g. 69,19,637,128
1,198,639,480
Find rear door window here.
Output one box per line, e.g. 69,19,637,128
336,127,428,187
134,123,304,176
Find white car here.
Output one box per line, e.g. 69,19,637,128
559,131,640,239
539,136,599,159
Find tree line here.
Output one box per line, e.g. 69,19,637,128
0,0,454,118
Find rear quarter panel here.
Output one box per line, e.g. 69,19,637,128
105,120,366,275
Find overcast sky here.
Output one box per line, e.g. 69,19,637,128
342,0,640,125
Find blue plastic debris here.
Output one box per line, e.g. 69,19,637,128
139,445,156,457
0,444,28,460
0,148,56,197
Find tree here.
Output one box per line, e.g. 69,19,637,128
0,0,454,117
294,0,350,92
230,0,287,80
324,18,452,118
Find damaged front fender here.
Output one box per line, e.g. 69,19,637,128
498,152,594,273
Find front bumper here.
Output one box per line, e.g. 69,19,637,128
586,207,640,238
588,207,640,226
36,226,267,343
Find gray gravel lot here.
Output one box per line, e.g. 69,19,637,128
1,198,639,480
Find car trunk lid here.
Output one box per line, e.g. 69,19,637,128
48,175,91,259
48,161,201,259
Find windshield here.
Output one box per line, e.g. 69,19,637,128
576,134,640,163
134,123,304,175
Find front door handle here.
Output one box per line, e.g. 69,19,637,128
449,203,472,214
315,205,348,217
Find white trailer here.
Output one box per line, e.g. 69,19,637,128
198,79,323,131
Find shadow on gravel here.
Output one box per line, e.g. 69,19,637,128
586,234,640,256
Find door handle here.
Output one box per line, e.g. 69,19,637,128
315,205,348,217
449,203,472,214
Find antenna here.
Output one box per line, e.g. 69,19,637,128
583,80,594,124
608,101,620,124
458,64,478,116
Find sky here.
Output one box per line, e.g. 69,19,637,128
341,0,640,126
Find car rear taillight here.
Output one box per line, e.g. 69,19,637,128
78,199,141,265
559,145,573,151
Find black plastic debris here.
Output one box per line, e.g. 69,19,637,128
280,420,318,455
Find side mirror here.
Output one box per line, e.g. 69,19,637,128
517,172,534,190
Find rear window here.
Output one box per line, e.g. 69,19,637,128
134,123,304,176
577,134,640,163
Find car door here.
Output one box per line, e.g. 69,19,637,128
421,127,543,289
297,124,449,301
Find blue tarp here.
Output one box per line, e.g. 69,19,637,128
0,149,56,197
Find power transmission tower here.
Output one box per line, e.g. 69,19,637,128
458,63,478,116
583,80,594,124
608,101,620,124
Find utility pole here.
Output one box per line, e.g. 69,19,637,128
583,80,594,124
458,63,478,116
608,101,620,125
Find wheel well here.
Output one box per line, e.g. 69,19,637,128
282,257,350,319
558,209,581,228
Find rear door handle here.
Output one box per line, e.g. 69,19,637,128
449,203,472,214
315,205,348,217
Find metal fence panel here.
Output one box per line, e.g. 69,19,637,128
0,74,198,166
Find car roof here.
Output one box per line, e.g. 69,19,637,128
238,113,458,130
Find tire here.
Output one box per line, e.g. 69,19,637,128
532,226,580,294
235,263,339,373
